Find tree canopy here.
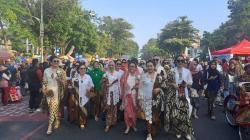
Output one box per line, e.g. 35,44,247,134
141,16,199,58
0,0,138,58
201,0,250,51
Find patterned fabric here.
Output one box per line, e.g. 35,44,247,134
120,73,140,128
48,97,59,126
124,94,137,128
43,67,66,128
139,72,162,124
104,71,120,106
172,97,193,135
101,71,120,127
139,73,156,122
105,105,117,126
162,69,193,135
161,70,177,132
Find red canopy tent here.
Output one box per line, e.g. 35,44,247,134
211,47,232,55
231,39,250,55
211,39,250,56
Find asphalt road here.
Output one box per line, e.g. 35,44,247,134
0,98,240,140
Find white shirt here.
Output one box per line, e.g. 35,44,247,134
77,74,94,107
105,71,121,105
174,67,193,117
156,64,165,74
117,69,124,79
196,64,203,72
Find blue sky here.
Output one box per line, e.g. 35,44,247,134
82,0,229,48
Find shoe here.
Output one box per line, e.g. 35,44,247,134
29,108,34,113
94,116,99,122
124,127,130,134
213,103,216,108
186,134,191,140
54,120,60,129
176,134,181,139
193,109,199,119
218,102,223,106
80,125,85,129
35,108,41,112
146,134,152,140
211,115,216,120
46,125,53,135
104,126,110,133
133,127,137,132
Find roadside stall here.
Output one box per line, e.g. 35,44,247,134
211,39,250,61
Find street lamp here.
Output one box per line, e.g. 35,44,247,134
31,0,44,62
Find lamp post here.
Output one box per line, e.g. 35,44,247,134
31,0,44,62
40,0,44,62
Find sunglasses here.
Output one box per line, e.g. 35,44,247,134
53,60,59,63
177,60,185,63
122,61,127,63
80,67,86,70
116,63,122,65
154,59,159,61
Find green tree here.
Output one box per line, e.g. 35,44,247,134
0,0,29,48
158,16,199,57
201,0,250,51
98,16,136,57
141,38,165,60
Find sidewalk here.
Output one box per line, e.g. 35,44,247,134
0,96,29,117
0,95,47,121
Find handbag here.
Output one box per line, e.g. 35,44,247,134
86,88,96,98
43,89,54,97
137,108,145,120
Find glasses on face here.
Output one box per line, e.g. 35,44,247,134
116,63,122,66
80,67,86,70
53,60,59,63
177,60,185,63
122,61,127,64
154,59,159,61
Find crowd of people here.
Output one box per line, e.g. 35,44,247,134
0,54,250,140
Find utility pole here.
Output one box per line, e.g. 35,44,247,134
40,0,44,62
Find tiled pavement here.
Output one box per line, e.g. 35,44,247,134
0,96,29,117
0,95,47,122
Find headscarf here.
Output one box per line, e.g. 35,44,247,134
208,60,218,76
108,60,115,72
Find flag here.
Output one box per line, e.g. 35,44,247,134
208,47,212,61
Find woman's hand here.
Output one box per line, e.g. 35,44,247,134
42,88,48,94
153,88,161,94
172,83,179,90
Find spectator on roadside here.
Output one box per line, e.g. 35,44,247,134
27,59,43,113
0,65,11,106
